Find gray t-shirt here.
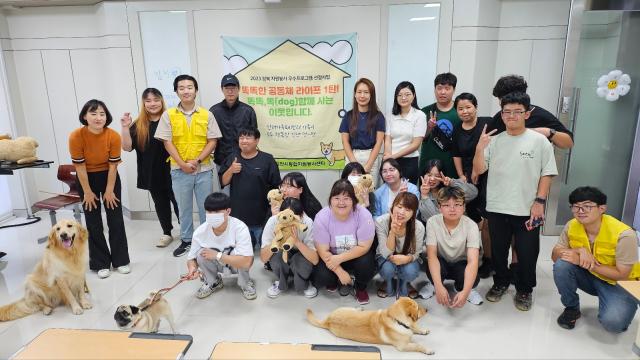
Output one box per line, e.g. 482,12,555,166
426,214,480,263
375,213,426,262
154,104,222,172
484,129,557,216
261,214,315,251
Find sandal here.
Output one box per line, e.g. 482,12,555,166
408,284,418,299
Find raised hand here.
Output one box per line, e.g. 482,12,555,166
230,157,242,174
120,112,132,128
420,175,431,198
427,110,437,131
476,124,497,151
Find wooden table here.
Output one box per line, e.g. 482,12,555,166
618,281,640,356
210,342,381,360
11,328,193,359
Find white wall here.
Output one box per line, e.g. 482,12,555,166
0,0,571,216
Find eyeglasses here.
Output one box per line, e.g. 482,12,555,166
501,110,526,117
440,203,464,209
279,184,299,191
397,92,414,99
331,196,353,204
570,204,597,213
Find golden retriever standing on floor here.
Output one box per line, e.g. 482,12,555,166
307,297,434,354
0,219,91,321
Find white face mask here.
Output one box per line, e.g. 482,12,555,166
347,175,360,186
206,212,225,228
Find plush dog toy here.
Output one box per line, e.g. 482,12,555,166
267,188,284,211
354,174,374,205
0,136,39,164
0,134,10,140
270,209,308,262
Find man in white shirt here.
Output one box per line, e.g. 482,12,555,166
183,192,256,300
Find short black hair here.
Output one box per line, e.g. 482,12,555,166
341,162,366,179
79,99,113,126
173,74,199,92
454,92,478,108
279,197,304,216
238,127,260,139
493,75,527,99
500,92,530,111
434,72,457,88
328,179,358,212
569,186,607,206
204,192,231,212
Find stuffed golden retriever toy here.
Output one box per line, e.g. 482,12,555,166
267,188,284,211
354,174,374,205
0,136,39,164
270,209,307,262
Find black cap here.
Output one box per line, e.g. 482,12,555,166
221,74,239,87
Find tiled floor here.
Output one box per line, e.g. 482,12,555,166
0,210,636,359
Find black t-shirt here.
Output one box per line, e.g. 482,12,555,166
488,104,573,138
450,117,492,177
210,100,257,166
130,120,171,191
218,150,281,226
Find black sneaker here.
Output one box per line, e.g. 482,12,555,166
478,258,493,279
173,241,191,257
338,284,352,296
485,284,508,302
557,307,581,329
514,291,533,311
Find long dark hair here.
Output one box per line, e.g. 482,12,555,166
281,172,322,219
389,192,419,255
392,81,419,116
349,78,381,137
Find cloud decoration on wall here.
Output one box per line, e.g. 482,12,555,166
596,70,631,102
297,40,353,65
223,55,249,75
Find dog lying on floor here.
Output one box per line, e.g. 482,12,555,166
114,291,175,333
0,220,91,321
306,297,433,354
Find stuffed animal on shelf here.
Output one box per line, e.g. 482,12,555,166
0,134,11,140
0,136,39,164
270,208,308,262
267,188,284,212
354,174,374,205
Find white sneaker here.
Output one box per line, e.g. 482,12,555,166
467,289,484,305
117,265,131,274
267,281,282,298
156,235,173,248
419,281,435,299
97,269,111,279
303,284,318,298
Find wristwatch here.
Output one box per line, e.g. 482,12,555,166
196,158,202,164
534,197,547,205
547,129,557,140
216,251,223,262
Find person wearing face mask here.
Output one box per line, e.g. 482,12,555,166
121,88,179,248
375,193,425,299
339,78,385,188
182,192,257,300
418,159,478,223
341,162,376,215
373,158,420,218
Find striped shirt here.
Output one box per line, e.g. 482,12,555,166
69,126,122,172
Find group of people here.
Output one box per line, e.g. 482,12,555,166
67,71,638,334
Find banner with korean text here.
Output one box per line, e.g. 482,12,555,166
222,34,356,170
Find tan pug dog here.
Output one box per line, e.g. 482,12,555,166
307,297,433,354
114,291,175,333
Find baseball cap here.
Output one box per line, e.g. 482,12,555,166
221,74,239,87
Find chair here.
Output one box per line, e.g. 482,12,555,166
33,165,82,242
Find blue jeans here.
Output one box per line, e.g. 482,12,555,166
171,169,214,242
377,256,420,296
553,259,638,333
248,226,263,249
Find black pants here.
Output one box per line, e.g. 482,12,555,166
426,256,479,292
396,156,419,185
78,171,130,270
486,212,540,293
313,247,376,291
149,188,179,236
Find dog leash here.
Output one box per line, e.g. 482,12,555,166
140,277,188,311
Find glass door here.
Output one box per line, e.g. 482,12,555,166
546,4,640,234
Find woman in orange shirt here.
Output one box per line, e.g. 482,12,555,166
69,99,130,279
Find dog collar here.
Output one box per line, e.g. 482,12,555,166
395,319,411,330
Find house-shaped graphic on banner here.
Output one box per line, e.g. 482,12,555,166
235,40,351,169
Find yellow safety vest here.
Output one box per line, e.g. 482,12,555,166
567,214,640,284
168,107,211,165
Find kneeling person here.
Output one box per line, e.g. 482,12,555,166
552,186,640,332
184,192,256,300
426,187,483,307
260,198,319,298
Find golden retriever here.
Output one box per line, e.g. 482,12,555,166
307,297,433,354
0,219,91,321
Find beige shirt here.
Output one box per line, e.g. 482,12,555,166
375,213,426,261
426,214,480,263
556,223,638,265
154,104,222,172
